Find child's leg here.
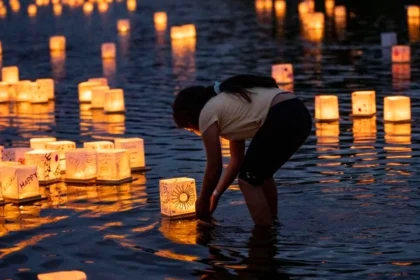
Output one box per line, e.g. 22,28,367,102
238,178,272,226
262,178,278,219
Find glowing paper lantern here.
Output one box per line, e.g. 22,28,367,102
126,0,136,11
101,43,116,59
91,85,110,108
83,141,114,150
351,91,376,116
10,1,19,12
114,138,146,170
117,19,130,34
27,4,37,16
83,2,93,14
316,122,339,144
2,66,19,84
0,41,2,54
154,12,167,31
78,81,102,103
25,150,61,184
159,177,197,219
298,1,313,16
1,165,40,203
407,5,420,18
325,0,334,16
305,12,324,30
88,77,108,86
53,4,62,15
334,5,346,19
315,95,339,121
104,89,125,113
32,81,49,103
2,148,32,163
96,150,131,183
37,271,87,280
49,36,66,52
15,80,33,102
392,45,410,63
30,137,56,149
381,32,397,47
45,141,76,171
272,64,293,84
36,78,54,100
98,2,108,13
0,6,6,17
65,149,97,182
275,0,286,18
0,82,9,102
170,24,196,40
383,96,411,122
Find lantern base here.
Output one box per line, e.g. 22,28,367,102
65,178,96,185
383,119,411,124
350,113,376,118
0,199,5,205
315,118,339,123
104,110,126,114
5,195,43,205
131,166,152,173
161,212,196,220
96,176,133,185
31,101,49,104
39,178,61,185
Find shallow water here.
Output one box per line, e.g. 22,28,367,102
0,0,420,279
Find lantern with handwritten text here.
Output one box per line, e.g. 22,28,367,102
315,95,339,121
91,85,110,108
104,89,125,113
78,81,102,103
45,141,76,171
351,91,376,117
272,64,293,84
15,80,33,102
114,138,145,170
30,137,56,150
159,177,197,219
392,45,410,63
65,149,97,182
384,96,411,122
0,82,9,102
25,150,60,184
2,66,19,84
101,43,116,59
84,141,114,150
2,148,32,164
1,165,40,203
49,36,66,52
36,79,54,100
96,149,131,183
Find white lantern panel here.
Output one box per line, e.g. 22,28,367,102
159,177,197,218
66,149,97,180
1,165,39,200
83,141,114,150
45,141,76,171
96,150,131,182
25,150,61,182
30,137,57,150
114,138,145,168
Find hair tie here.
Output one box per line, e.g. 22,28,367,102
213,81,222,94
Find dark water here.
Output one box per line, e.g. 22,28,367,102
1,0,420,279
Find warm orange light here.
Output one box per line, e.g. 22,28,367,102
88,77,108,86
275,0,285,18
114,138,145,169
104,89,125,113
1,165,40,202
83,2,93,14
78,81,102,103
325,0,334,17
383,96,411,122
36,78,54,100
27,4,37,16
10,1,20,12
98,2,108,13
83,141,114,150
25,150,61,183
51,0,59,4
101,43,116,59
315,95,339,121
334,5,346,19
38,271,87,280
53,4,62,16
298,1,314,17
351,91,376,116
0,82,9,102
171,37,196,83
316,122,339,144
392,63,411,80
305,12,324,30
159,177,197,218
2,66,19,84
32,81,49,104
65,149,97,181
45,141,76,171
353,117,376,142
91,85,110,108
407,5,420,18
0,6,6,17
96,150,131,182
154,11,167,25
392,45,410,63
384,122,411,144
126,0,136,11
272,64,293,84
170,24,196,40
15,80,34,102
49,36,66,52
117,19,130,34
408,18,420,42
30,137,56,149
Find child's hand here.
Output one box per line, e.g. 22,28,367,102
210,194,220,214
196,197,211,221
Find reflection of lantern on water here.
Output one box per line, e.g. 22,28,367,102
53,4,62,16
381,32,397,47
38,271,87,280
383,96,411,122
351,91,376,117
96,150,131,183
15,81,33,102
159,177,197,219
15,101,31,115
25,150,61,184
27,4,37,16
334,5,346,19
407,5,420,18
104,89,125,113
30,137,56,150
105,113,125,135
98,2,108,13
408,18,420,43
83,2,93,14
50,51,65,80
49,36,66,52
0,82,9,102
1,165,41,203
114,138,145,170
392,45,410,63
78,81,102,103
117,19,130,34
45,141,76,171
172,37,196,83
325,0,334,17
0,6,6,17
40,183,68,207
315,95,339,121
36,78,54,100
316,122,339,144
159,218,197,245
2,66,19,84
384,122,411,144
272,64,293,84
101,43,116,59
220,137,230,158
84,141,114,150
126,0,136,11
275,0,286,18
91,85,110,108
352,117,376,142
392,64,411,85
65,149,97,181
102,59,116,83
2,148,32,163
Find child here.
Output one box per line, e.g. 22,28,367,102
172,75,312,226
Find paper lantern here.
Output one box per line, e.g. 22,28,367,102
117,19,130,34
159,177,197,219
272,64,293,84
32,81,49,103
275,0,286,18
38,271,87,280
96,150,131,183
45,141,76,171
10,1,19,12
1,165,40,203
392,63,411,81
88,77,108,86
83,2,93,14
325,0,334,16
15,80,33,102
53,3,62,15
383,96,411,122
25,150,61,184
101,43,116,59
83,141,114,150
114,138,145,170
2,66,19,84
154,12,167,31
315,95,339,121
351,91,376,117
126,0,136,11
407,5,420,18
98,2,108,13
30,137,56,149
334,6,346,19
65,149,97,182
0,6,6,17
49,36,66,52
298,1,313,16
305,12,324,30
36,78,54,100
78,81,102,103
104,89,125,113
170,24,196,40
381,32,397,47
2,148,32,163
353,117,376,142
0,82,9,102
91,85,110,108
392,45,410,63
27,3,37,16
316,122,339,144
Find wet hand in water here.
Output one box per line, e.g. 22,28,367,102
196,197,211,221
210,194,220,214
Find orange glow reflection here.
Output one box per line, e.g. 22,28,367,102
172,37,196,84
159,218,197,245
316,121,339,144
408,18,420,42
352,117,377,143
103,59,116,84
50,51,66,80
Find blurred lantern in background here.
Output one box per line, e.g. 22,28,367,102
272,64,293,84
315,95,339,121
383,96,411,122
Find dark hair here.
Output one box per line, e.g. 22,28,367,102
172,74,279,130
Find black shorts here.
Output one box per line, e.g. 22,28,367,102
238,97,312,186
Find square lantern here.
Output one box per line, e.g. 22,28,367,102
334,6,346,19
2,148,32,164
32,81,49,103
351,91,376,117
154,11,167,26
15,80,33,102
83,141,114,150
45,141,76,171
38,271,87,280
49,36,66,52
315,95,339,121
30,137,56,150
78,81,102,103
0,82,9,102
117,19,130,34
114,138,146,170
25,150,61,184
36,79,54,100
2,66,19,84
183,24,197,38
272,64,293,84
384,96,411,122
96,150,131,184
159,177,197,219
104,89,125,113
101,43,116,59
88,77,108,86
392,45,410,63
65,149,97,182
1,165,41,203
407,5,420,18
91,85,110,108
381,32,397,47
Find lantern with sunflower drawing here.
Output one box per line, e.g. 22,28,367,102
159,177,197,219
24,150,61,184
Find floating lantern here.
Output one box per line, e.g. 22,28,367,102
316,122,339,144
154,12,167,31
78,81,102,103
49,36,66,52
25,150,61,184
36,78,54,100
0,6,6,17
392,63,411,81
98,2,108,13
101,43,116,59
170,24,196,40
275,0,286,18
45,141,76,171
88,77,108,86
298,1,313,17
315,95,339,121
2,66,19,84
117,19,130,34
104,89,125,113
1,165,41,203
83,141,114,150
334,5,346,19
30,137,56,149
15,80,33,102
126,0,136,11
10,1,20,12
305,12,324,30
381,32,397,47
65,149,97,182
0,82,9,102
2,148,32,163
392,45,410,63
159,177,197,219
407,5,420,18
91,85,110,108
183,24,197,38
38,271,87,280
325,0,334,16
353,117,377,142
96,150,131,183
351,91,376,117
272,64,293,84
32,81,49,103
27,4,37,16
53,3,62,15
383,96,411,122
83,2,93,14
114,138,146,170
